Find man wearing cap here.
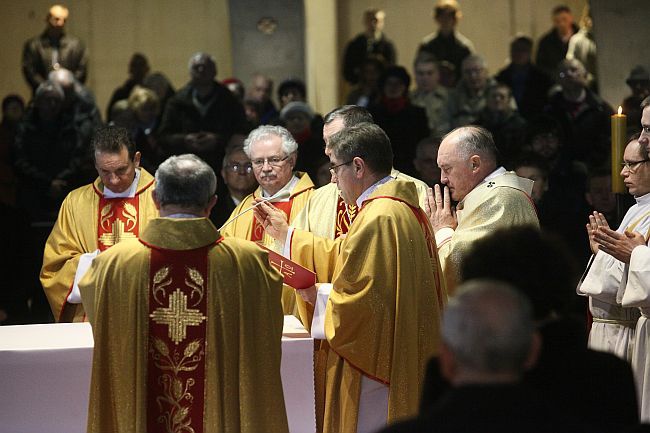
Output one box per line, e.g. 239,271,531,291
222,125,314,314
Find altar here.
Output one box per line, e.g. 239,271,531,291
0,316,315,433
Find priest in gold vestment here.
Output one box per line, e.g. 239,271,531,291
41,126,158,322
256,123,446,433
79,154,288,433
426,126,539,293
222,125,313,315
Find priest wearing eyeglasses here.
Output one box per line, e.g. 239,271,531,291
222,125,314,314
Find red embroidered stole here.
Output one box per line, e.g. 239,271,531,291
97,196,140,251
251,200,293,241
335,195,357,238
146,243,215,433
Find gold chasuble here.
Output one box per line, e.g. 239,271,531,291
437,171,539,293
290,180,446,432
41,169,157,322
222,171,314,315
79,218,288,433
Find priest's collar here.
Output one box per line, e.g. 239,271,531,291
481,166,507,184
261,174,299,201
636,191,650,205
104,168,141,198
356,175,393,208
166,213,201,219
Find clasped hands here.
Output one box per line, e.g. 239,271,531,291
587,211,646,263
424,184,457,232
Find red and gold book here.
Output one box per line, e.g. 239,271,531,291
259,245,316,290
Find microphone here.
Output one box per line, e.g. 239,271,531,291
218,190,291,231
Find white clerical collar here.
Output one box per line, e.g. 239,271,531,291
482,166,507,184
103,168,141,198
166,213,201,219
262,174,299,201
356,175,393,208
231,195,242,206
635,192,650,206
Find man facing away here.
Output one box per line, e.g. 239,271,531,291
41,125,158,322
255,122,446,433
426,125,539,293
79,154,288,433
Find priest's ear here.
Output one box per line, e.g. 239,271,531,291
205,195,218,215
469,154,481,173
132,151,141,168
152,189,162,211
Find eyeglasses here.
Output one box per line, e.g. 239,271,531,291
329,159,354,177
225,162,253,174
621,159,650,172
251,155,291,169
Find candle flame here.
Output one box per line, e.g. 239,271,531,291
618,106,623,115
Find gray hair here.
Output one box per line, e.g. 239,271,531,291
155,154,216,209
242,125,298,157
462,54,487,71
445,125,497,165
35,80,65,101
222,144,248,168
323,105,374,126
442,279,535,374
329,122,393,175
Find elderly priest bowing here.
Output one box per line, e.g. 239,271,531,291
254,122,446,433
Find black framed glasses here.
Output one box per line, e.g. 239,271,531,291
329,159,354,177
621,159,650,172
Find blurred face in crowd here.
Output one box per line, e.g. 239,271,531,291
435,9,457,35
221,149,257,198
552,10,574,35
364,10,385,34
284,112,311,136
587,175,616,214
360,61,382,87
36,90,64,122
413,141,441,186
462,59,487,93
280,87,305,108
134,102,158,125
531,132,561,160
559,60,587,92
249,134,295,196
486,85,511,114
3,100,24,124
190,56,216,87
95,146,141,193
129,55,150,82
628,80,650,99
437,132,481,201
383,76,407,99
510,41,532,66
251,76,272,103
415,61,440,93
621,139,650,197
47,5,68,32
515,165,548,204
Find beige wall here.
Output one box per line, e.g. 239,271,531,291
0,0,233,120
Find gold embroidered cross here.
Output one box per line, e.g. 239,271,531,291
98,219,137,248
150,289,207,344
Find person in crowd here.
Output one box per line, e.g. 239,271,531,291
425,126,539,292
22,4,88,92
221,125,313,314
277,78,307,108
579,136,650,361
622,66,650,135
248,73,277,124
513,156,549,206
40,125,158,323
106,53,150,121
157,52,249,173
280,101,324,180
255,122,446,433
410,52,450,135
544,58,612,167
536,5,578,81
78,153,288,433
418,0,474,88
127,86,162,172
345,56,385,108
567,5,597,91
475,83,527,166
586,169,618,228
369,65,430,176
342,8,396,85
495,36,553,120
413,136,441,187
142,71,175,118
222,77,245,103
0,94,25,205
210,144,257,228
447,54,496,128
